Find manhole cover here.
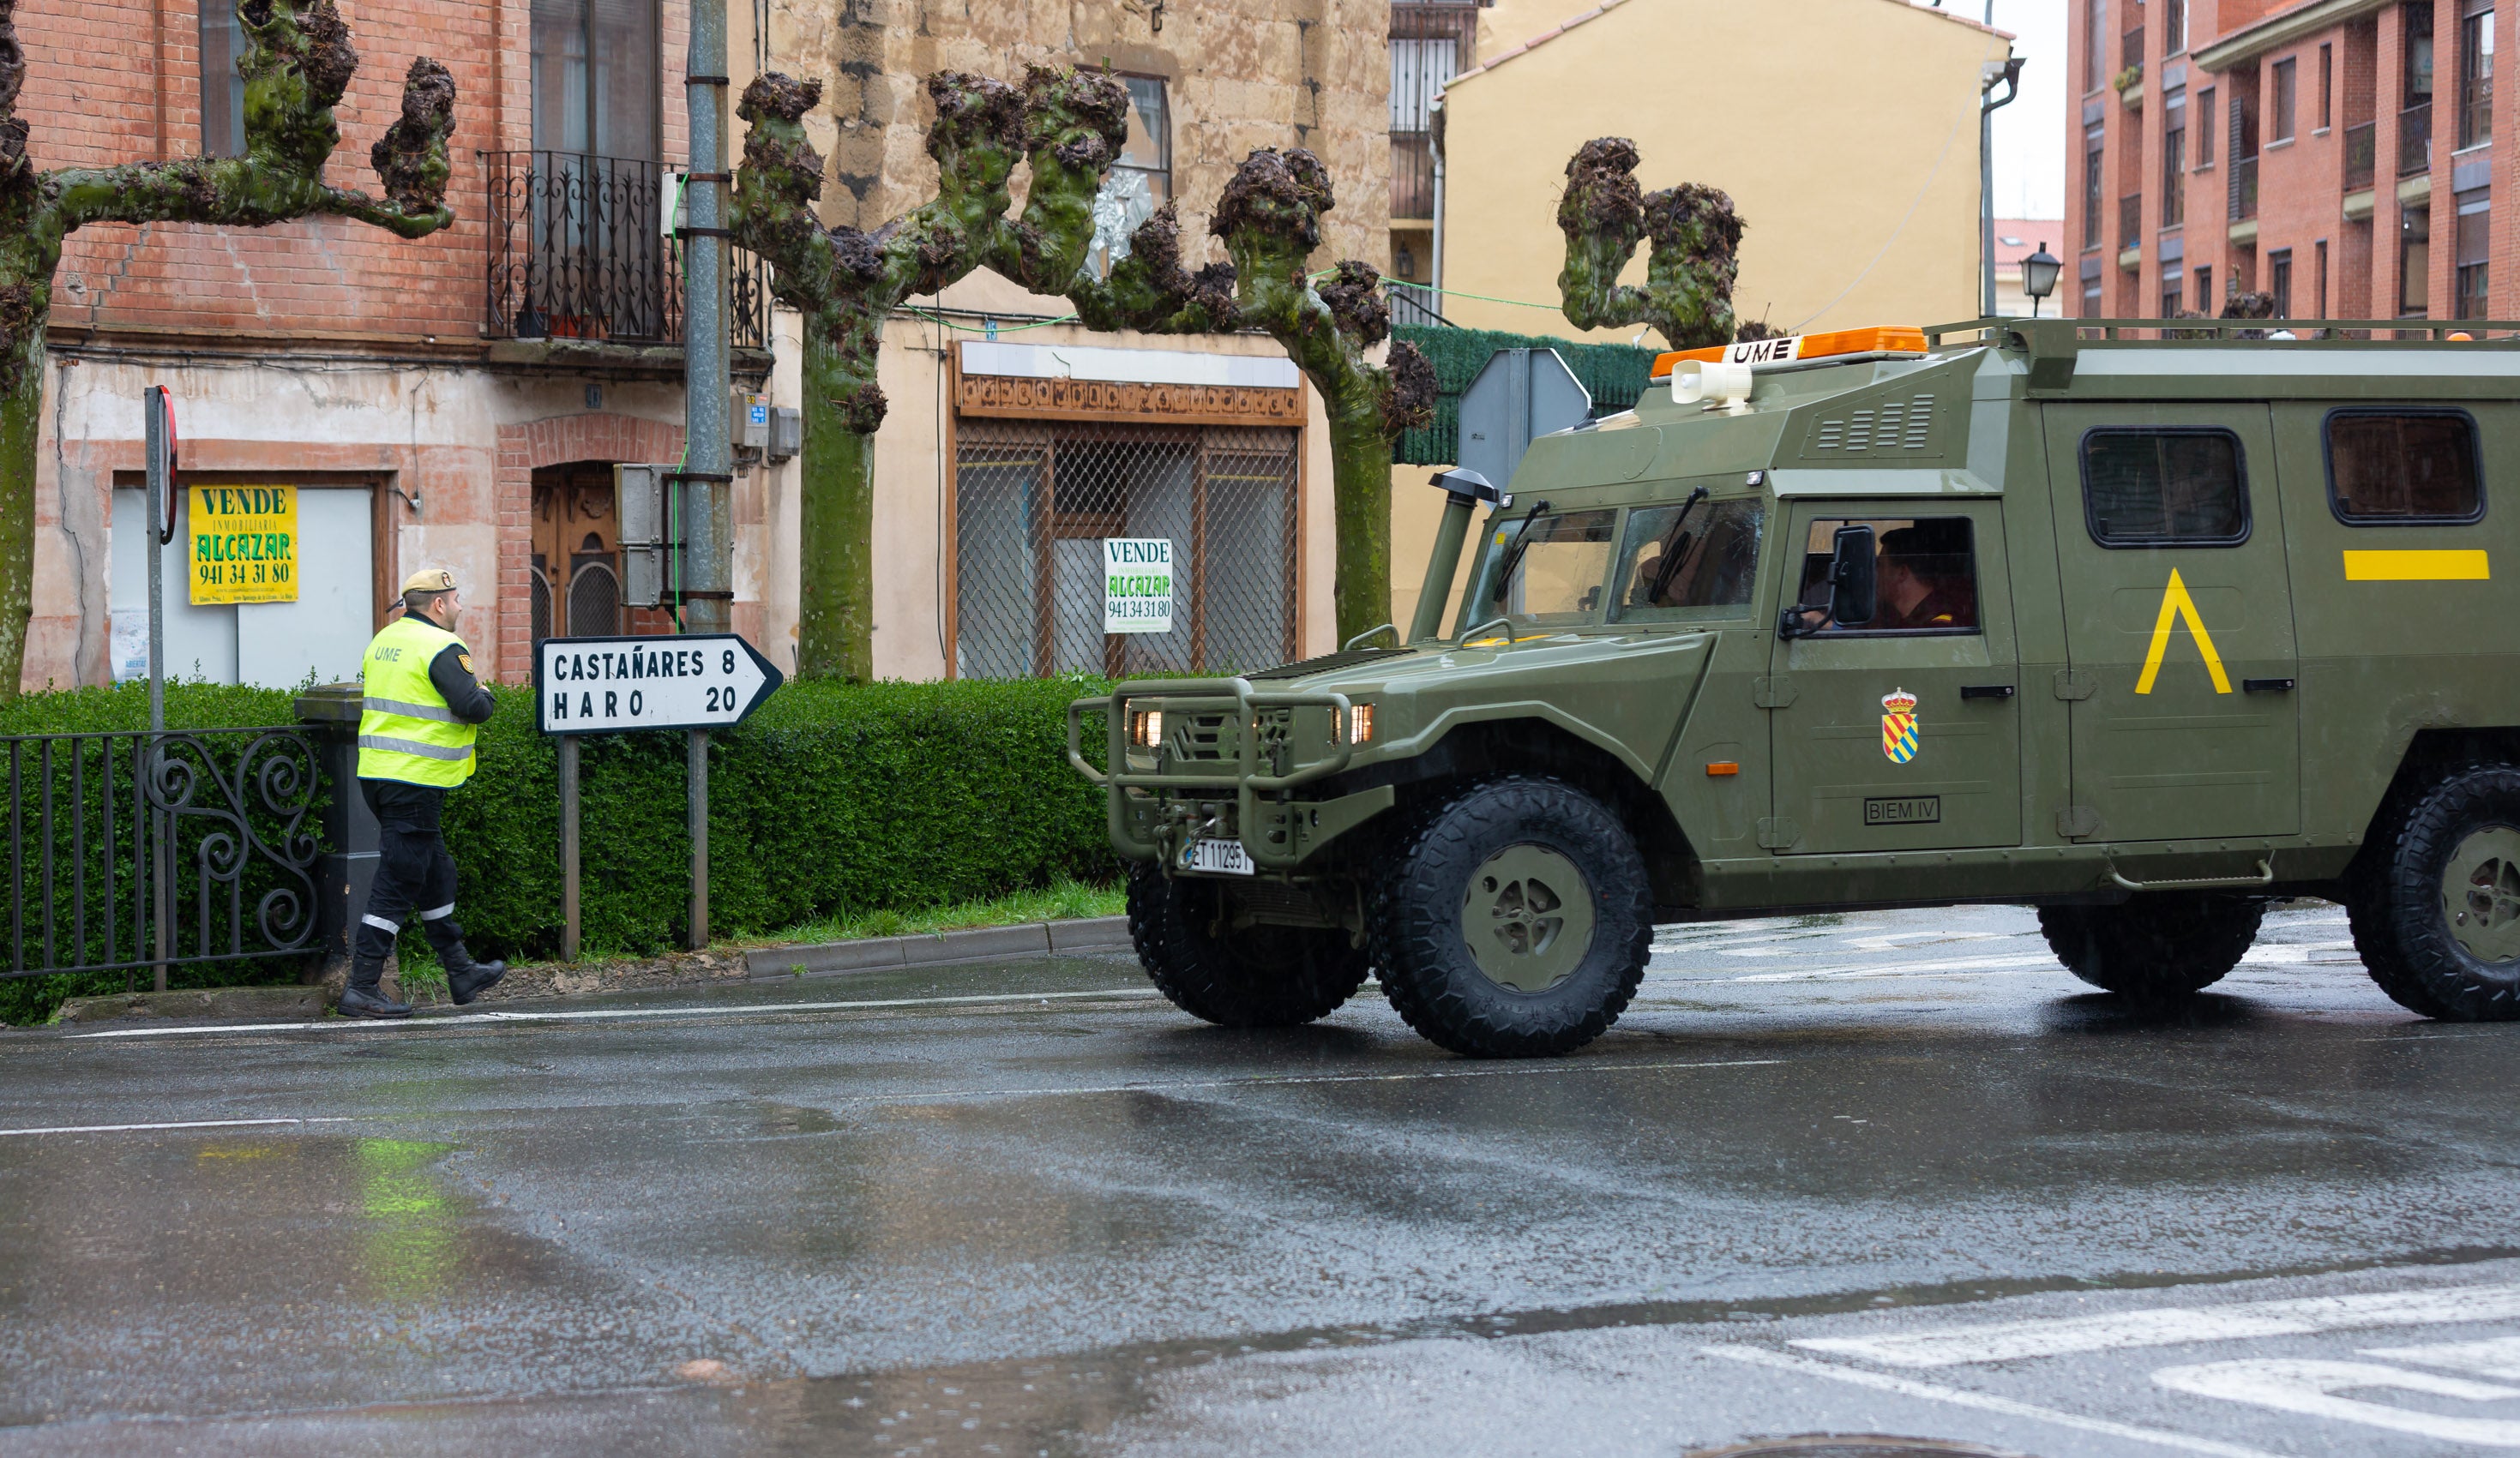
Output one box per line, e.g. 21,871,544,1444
1687,1438,2030,1458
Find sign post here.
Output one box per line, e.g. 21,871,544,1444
142,387,176,992
535,633,782,955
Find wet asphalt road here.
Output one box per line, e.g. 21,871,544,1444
2,902,2517,1456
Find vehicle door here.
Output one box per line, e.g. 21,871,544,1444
2040,405,2301,841
1766,500,2024,854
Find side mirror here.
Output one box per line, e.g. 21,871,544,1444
1828,525,1878,627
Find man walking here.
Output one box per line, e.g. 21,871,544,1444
342,568,507,1018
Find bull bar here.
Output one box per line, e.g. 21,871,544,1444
1067,678,1357,871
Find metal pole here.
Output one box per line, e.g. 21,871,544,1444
558,734,580,961
683,0,733,635
143,387,169,992
687,728,708,950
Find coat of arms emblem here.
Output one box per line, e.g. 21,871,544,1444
1880,687,1921,765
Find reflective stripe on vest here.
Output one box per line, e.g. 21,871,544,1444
357,615,478,788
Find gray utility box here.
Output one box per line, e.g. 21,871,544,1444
616,462,671,609
1456,348,1593,489
769,405,801,462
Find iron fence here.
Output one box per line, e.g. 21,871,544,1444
2400,102,2433,176
2345,121,2377,190
2120,194,2143,249
953,421,1301,679
2122,25,2144,71
5,728,321,983
2228,156,2258,222
484,151,776,350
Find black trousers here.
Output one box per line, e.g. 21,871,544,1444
354,778,471,964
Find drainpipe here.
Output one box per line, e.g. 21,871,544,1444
1430,97,1446,321
1981,54,2025,318
683,0,733,634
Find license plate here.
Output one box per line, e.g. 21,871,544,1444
1185,838,1255,875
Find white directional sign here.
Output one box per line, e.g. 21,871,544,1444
536,633,784,735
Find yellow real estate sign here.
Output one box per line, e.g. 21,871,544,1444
189,485,299,605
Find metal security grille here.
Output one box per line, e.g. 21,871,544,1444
954,421,1300,678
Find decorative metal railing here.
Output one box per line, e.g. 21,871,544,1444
2344,121,2377,190
483,151,775,351
2399,102,2433,176
4,728,321,984
2228,155,2258,222
2120,193,2143,249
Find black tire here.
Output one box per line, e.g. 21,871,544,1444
2037,895,2263,1004
1126,862,1369,1028
1372,777,1653,1059
2347,764,2520,1021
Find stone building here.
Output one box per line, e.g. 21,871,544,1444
15,0,1386,691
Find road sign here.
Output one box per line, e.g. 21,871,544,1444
535,633,784,735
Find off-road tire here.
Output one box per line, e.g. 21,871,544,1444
2346,764,2520,1021
1371,777,1653,1059
1127,862,1370,1028
2037,895,2264,1004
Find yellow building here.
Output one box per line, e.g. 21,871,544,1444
1386,0,2015,633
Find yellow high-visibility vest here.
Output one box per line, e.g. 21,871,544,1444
357,614,478,787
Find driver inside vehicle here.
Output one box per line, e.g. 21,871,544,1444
1872,520,1976,629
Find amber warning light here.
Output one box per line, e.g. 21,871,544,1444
1651,326,1929,380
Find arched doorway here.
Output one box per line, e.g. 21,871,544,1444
532,459,664,640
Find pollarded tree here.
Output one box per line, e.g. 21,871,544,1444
731,67,1132,682
1070,150,1435,648
0,0,456,702
1556,137,1746,351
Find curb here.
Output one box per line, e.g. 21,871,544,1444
744,915,1133,980
56,985,331,1026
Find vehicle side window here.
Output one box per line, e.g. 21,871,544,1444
2325,409,2485,523
1611,499,1764,622
1797,516,1980,634
1481,508,1620,626
2079,428,2251,546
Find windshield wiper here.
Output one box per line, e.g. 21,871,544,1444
1641,486,1712,608
1494,500,1555,590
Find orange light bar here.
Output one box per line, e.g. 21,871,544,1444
1651,326,1929,379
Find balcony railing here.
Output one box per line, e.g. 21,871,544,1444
2399,102,2433,176
2344,121,2377,190
2120,193,2143,249
484,152,773,350
1392,134,1435,221
2123,25,2145,69
2228,155,2258,222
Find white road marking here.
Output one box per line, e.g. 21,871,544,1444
2240,942,2361,966
857,1058,1785,1108
1711,953,2060,985
1843,932,2011,952
1700,1345,2285,1458
2153,1358,2520,1446
66,987,1170,1039
0,1116,353,1137
2365,1336,2520,1381
1795,1283,2520,1367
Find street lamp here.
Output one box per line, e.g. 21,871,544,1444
2023,241,2061,318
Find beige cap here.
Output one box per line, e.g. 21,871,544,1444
401,567,457,595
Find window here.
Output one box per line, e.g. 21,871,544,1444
1476,508,1621,627
2195,263,2213,303
2162,271,2186,315
2326,411,2484,520
2319,43,2334,129
530,0,660,160
2084,126,2107,249
2403,205,2433,314
2088,0,2110,92
2409,1,2438,103
1795,518,1980,634
2269,248,2294,316
2198,87,2217,164
2272,57,2298,141
2457,198,2490,316
2315,238,2330,316
199,0,246,157
2462,0,2495,146
1610,500,1764,623
2166,0,2187,53
1091,78,1171,279
2079,429,2251,545
2162,90,2187,225
2083,278,2105,319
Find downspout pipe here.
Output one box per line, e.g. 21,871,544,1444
1430,96,1446,321
1981,54,2024,318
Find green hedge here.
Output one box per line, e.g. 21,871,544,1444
1392,324,1663,466
0,675,1120,1021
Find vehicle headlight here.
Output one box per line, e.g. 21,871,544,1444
1349,703,1374,744
1130,709,1164,748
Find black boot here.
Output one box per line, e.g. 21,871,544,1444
338,957,412,1019
445,948,508,1006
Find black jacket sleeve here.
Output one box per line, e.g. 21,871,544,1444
428,643,497,725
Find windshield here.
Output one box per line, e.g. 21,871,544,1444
1468,508,1620,628
1612,499,1764,622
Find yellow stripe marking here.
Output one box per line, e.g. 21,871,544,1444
2343,549,2491,581
2135,568,2232,696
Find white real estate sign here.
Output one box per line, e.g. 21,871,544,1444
536,633,784,735
1103,537,1174,635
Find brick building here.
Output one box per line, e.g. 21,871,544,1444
17,0,1385,690
2067,0,2506,325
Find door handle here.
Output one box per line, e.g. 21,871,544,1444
2242,677,2296,693
1960,684,2017,700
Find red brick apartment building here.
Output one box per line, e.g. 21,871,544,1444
2066,0,2508,325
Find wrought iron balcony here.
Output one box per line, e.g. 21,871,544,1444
1392,134,1435,221
2228,156,2258,222
484,151,773,351
2344,121,2376,191
2120,194,2144,249
2123,25,2145,69
2399,102,2433,176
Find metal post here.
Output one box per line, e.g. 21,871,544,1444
687,728,708,950
559,734,580,961
143,387,170,991
683,0,733,635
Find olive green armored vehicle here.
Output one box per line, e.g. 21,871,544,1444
1069,318,2520,1056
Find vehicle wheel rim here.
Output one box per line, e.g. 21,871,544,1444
2440,822,2520,964
1459,843,1597,993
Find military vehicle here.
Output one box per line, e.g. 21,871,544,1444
1068,318,2520,1056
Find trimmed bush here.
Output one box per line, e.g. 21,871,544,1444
0,675,1121,1021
